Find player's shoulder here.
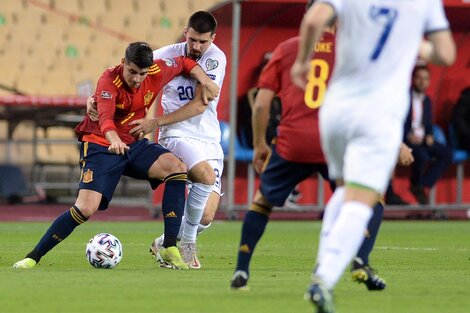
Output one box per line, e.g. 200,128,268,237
153,42,185,59
99,65,123,88
280,36,300,49
202,43,227,63
272,36,300,57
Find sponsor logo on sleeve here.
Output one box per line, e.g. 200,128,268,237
101,91,112,99
206,59,219,71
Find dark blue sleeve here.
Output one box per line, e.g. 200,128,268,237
423,96,433,136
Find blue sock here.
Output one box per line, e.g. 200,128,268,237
235,205,270,275
27,205,88,262
356,202,384,265
161,173,187,248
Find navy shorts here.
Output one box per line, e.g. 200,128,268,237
78,139,171,210
259,145,331,207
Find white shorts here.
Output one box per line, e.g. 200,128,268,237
159,137,224,195
319,106,403,194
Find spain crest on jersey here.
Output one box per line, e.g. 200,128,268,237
144,91,154,106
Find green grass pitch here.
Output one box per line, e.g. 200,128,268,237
1,220,469,313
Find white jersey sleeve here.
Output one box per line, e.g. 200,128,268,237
318,0,450,121
153,43,227,143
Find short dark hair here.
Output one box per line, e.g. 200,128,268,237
125,42,154,68
188,11,217,35
412,65,430,77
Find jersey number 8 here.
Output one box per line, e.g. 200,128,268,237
304,59,330,109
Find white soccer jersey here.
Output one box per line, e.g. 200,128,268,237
320,0,449,120
153,43,226,143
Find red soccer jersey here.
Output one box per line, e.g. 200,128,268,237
75,57,197,145
257,32,335,163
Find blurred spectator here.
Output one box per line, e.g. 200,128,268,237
404,65,452,204
451,86,470,152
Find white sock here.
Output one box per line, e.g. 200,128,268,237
180,182,214,243
316,201,373,289
317,187,345,264
197,222,212,236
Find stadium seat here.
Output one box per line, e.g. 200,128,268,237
219,120,255,206
432,124,469,204
448,124,469,204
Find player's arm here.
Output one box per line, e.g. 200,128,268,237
419,31,455,66
95,81,129,154
157,84,207,126
291,2,335,89
128,85,207,137
188,64,220,105
252,88,275,174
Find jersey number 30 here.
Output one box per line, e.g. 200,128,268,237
304,59,329,109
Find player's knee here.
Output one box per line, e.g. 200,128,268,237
75,204,98,218
194,170,216,185
189,162,216,185
171,158,187,174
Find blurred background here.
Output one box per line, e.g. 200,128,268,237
0,0,469,220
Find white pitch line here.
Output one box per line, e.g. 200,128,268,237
376,246,470,252
375,246,438,251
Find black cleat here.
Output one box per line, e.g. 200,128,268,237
305,278,335,313
230,270,249,290
351,258,386,291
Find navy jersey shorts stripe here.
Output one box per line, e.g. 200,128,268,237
259,145,330,207
78,138,171,210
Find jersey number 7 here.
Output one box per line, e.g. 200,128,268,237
369,6,398,61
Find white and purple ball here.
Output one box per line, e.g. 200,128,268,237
86,233,123,269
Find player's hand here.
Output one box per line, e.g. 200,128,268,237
253,142,271,174
290,61,310,89
407,133,423,145
201,80,220,105
108,140,130,155
87,95,99,122
128,118,157,139
398,143,414,166
425,135,434,146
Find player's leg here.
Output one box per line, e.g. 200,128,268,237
352,201,386,290
231,147,314,289
140,140,188,269
158,138,221,268
148,153,188,269
195,158,224,234
198,190,221,232
14,142,121,268
313,114,401,291
176,160,215,268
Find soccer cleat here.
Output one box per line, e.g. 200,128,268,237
156,246,189,269
305,278,335,313
13,258,37,269
178,242,201,269
230,270,249,290
149,235,164,257
351,258,386,291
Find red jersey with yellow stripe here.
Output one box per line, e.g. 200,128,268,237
257,32,335,163
75,57,197,145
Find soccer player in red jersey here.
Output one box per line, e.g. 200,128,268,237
13,42,219,269
230,1,397,290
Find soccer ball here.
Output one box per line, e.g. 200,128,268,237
86,233,123,269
